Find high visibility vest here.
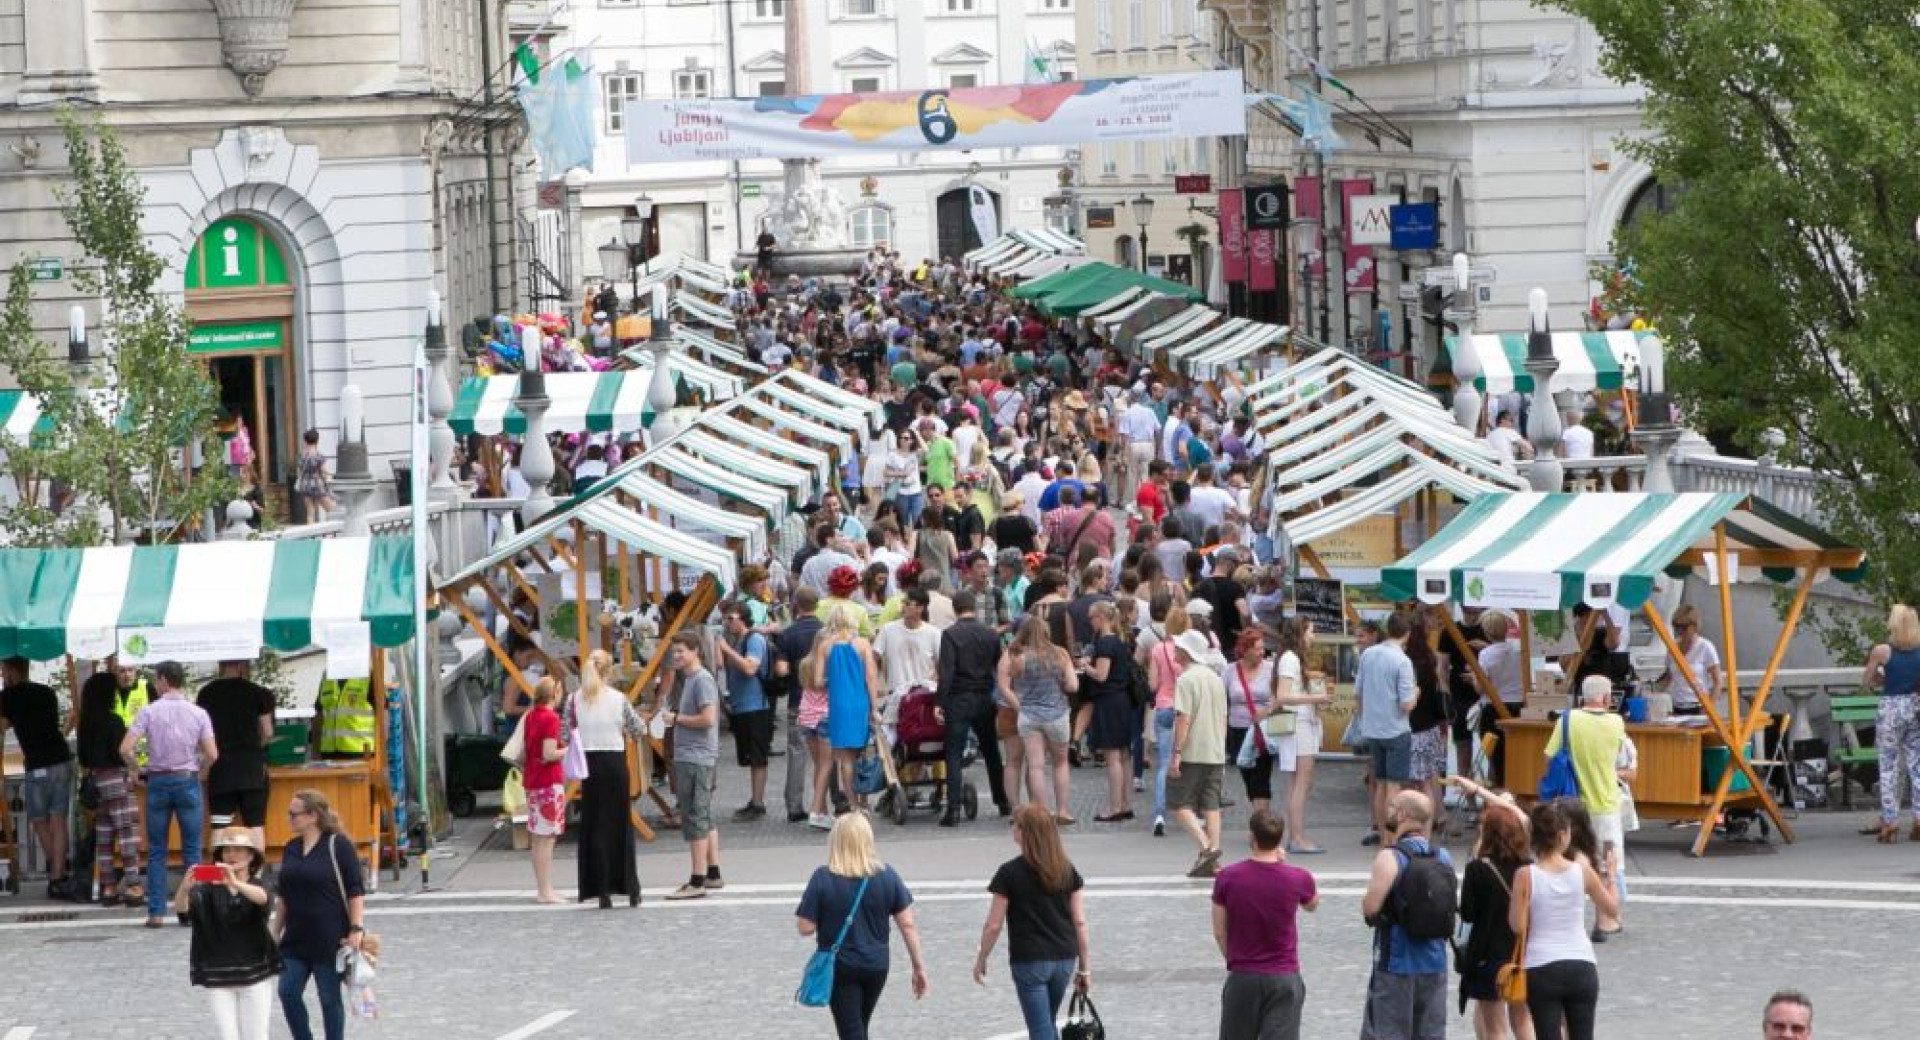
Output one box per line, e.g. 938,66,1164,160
316,678,375,755
115,678,151,765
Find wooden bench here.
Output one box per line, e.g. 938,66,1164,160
1828,695,1880,810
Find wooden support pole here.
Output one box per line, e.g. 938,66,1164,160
448,593,539,702
1701,568,1818,844
1517,610,1534,700
1435,607,1510,721
1714,523,1741,723
473,578,572,681
1557,609,1603,695
617,540,634,668
1643,600,1792,854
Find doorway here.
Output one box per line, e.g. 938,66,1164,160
935,187,998,261
206,338,295,520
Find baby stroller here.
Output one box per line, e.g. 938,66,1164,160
873,687,979,826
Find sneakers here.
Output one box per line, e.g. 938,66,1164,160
705,876,726,891
808,813,834,831
732,803,767,822
787,810,811,823
1153,815,1166,837
1132,777,1145,793
665,883,707,901
1361,830,1383,847
1185,846,1223,879
938,812,958,828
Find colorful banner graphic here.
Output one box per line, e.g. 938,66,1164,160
1340,178,1376,294
625,71,1248,164
1249,229,1278,292
1293,176,1324,278
1219,188,1246,284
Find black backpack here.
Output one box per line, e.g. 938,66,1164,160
1384,840,1458,941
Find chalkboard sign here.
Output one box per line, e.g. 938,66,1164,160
1291,577,1346,635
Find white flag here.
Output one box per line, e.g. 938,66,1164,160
968,185,999,244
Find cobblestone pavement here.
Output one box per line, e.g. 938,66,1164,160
6,755,1920,1038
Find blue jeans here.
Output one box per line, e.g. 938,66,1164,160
143,773,203,917
895,490,924,528
280,952,346,1040
1152,707,1176,818
1011,958,1077,1040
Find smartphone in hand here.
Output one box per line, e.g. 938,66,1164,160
188,863,226,884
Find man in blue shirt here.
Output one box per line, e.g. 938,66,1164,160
1358,791,1451,1040
715,602,772,821
1354,613,1418,843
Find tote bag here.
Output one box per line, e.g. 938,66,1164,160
796,875,871,1007
561,695,591,783
1537,710,1580,801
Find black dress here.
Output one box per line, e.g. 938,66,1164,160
1457,856,1522,1009
578,751,641,904
1086,634,1135,752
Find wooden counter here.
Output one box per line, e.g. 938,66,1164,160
1498,717,1763,821
139,761,379,877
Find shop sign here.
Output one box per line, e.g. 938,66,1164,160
1174,174,1212,194
1084,205,1116,229
740,182,763,198
189,321,284,354
1244,185,1287,230
1348,193,1398,246
1390,202,1440,250
1304,513,1398,569
26,257,63,282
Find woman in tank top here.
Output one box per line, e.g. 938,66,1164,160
1509,801,1619,1040
1862,604,1920,843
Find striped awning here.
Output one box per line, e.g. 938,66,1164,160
625,349,746,401
676,429,816,503
1134,305,1223,358
966,228,1086,270
636,252,734,294
449,368,724,437
1079,286,1154,321
1443,331,1652,394
0,387,126,441
1380,492,1865,611
670,291,738,330
1166,318,1288,379
1003,251,1094,280
0,537,415,662
444,496,736,594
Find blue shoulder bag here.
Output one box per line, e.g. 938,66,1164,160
1538,709,1581,801
797,874,872,1007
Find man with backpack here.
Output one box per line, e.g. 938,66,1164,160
715,602,773,821
1358,790,1455,1040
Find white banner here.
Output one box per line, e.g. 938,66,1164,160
117,624,262,665
968,185,999,244
1349,194,1398,247
1462,570,1562,611
626,71,1248,163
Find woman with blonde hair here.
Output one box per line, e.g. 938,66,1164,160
569,649,646,908
999,616,1080,823
521,676,568,903
273,790,364,1040
1862,604,1920,842
796,812,929,1039
974,805,1092,1039
809,604,884,812
1274,615,1333,854
1143,604,1192,836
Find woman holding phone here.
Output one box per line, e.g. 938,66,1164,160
177,827,280,1040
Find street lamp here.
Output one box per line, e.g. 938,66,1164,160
597,237,627,285
66,305,88,388
1129,193,1155,274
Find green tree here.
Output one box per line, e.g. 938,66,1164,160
0,113,236,545
1548,0,1920,621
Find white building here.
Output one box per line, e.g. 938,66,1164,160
0,0,520,513
554,0,1079,274
1074,0,1218,284
1206,0,1654,361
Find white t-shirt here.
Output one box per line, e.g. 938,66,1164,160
870,547,910,595
1277,650,1316,723
874,620,941,695
1478,639,1525,704
952,424,982,471
1560,424,1596,460
1674,636,1721,709
1188,485,1238,532
1487,426,1527,464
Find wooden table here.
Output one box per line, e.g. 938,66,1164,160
1499,717,1768,851
139,761,379,878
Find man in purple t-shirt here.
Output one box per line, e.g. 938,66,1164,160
1211,809,1319,1040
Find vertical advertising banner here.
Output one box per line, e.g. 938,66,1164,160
1249,229,1277,291
1292,176,1324,278
1340,178,1377,295
1219,188,1246,284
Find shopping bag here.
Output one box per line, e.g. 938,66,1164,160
501,769,528,818
852,754,887,796
1060,991,1105,1040
562,734,589,783
796,876,869,1007
499,715,527,767
1538,711,1580,801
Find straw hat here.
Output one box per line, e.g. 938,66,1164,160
1063,389,1089,410
210,827,264,874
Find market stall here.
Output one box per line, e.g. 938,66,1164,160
964,228,1086,277
1379,491,1864,855
633,251,736,296
1009,261,1204,317
447,366,740,440
0,537,416,881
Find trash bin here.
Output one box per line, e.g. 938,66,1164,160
444,732,511,817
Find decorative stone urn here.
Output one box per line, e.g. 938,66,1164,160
210,0,301,97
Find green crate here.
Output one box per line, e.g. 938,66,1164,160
1701,745,1752,795
266,722,309,767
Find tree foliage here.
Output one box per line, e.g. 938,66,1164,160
1549,0,1920,617
0,112,236,546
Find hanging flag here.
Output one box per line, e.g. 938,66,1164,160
1218,189,1246,284
1023,40,1054,84
519,54,599,174
968,185,1000,244
515,44,541,85
1340,178,1376,294
1293,176,1324,278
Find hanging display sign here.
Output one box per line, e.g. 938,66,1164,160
1340,179,1376,294
1348,193,1398,247
1292,176,1324,278
1248,229,1277,292
1085,206,1117,229
1218,188,1246,284
1390,202,1440,250
1174,174,1212,194
1245,185,1288,230
624,71,1248,163
189,321,284,354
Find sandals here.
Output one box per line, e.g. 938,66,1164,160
1054,814,1078,826
120,885,146,908
1876,823,1900,844
1093,811,1134,823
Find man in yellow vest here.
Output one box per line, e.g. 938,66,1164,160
112,659,150,728
315,677,376,758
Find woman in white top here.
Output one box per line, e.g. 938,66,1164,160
1476,610,1525,712
566,650,647,909
887,427,926,527
1509,800,1620,1040
1273,616,1333,854
1661,603,1721,714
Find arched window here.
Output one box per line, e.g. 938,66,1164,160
1115,233,1136,269
848,204,893,249
1619,178,1680,232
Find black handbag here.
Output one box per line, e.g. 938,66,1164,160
1061,991,1105,1040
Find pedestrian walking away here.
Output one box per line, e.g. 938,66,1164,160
1212,809,1317,1040
974,805,1092,1039
1510,800,1619,1040
2,655,78,899
1359,791,1455,1040
796,813,929,1040
1444,777,1535,1040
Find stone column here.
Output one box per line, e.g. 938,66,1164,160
1631,334,1678,493
20,0,98,101
424,291,460,500
1521,288,1564,494
516,326,557,525
1446,254,1483,434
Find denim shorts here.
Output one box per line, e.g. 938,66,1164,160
25,760,73,819
1017,714,1071,744
1369,732,1415,783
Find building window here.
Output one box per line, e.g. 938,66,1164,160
1100,142,1118,177
756,79,786,96
1192,137,1211,174
1163,141,1179,175
942,0,979,11
1176,0,1193,35
1128,0,1144,47
1038,0,1073,9
1131,139,1148,177
674,68,712,99
752,0,786,16
850,76,881,93
841,0,881,16
1620,178,1682,232
1095,0,1113,49
849,204,893,247
604,72,641,134
949,73,979,89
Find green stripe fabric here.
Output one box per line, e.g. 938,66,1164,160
1378,494,1506,601
1554,496,1672,608
262,540,323,651
116,546,179,629
362,536,418,647
1445,495,1577,600
1608,494,1742,608
449,377,489,436
0,550,45,656
585,371,625,434
1580,334,1622,389
17,549,83,660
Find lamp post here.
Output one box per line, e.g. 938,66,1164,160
333,385,377,536
1630,334,1679,492
1522,287,1564,493
1447,253,1484,433
1290,219,1319,342
1129,193,1155,274
597,237,627,286
66,305,88,389
424,290,458,499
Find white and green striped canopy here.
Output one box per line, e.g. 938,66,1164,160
0,387,127,440
1169,319,1288,380
966,229,1086,273
1443,331,1653,394
448,364,740,437
1381,492,1863,611
670,291,738,330
0,537,415,662
1133,305,1223,359
635,252,735,295
444,495,736,594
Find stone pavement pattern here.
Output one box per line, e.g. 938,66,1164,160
4,759,1918,1038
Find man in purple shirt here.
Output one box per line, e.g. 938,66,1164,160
120,660,218,927
1212,809,1319,1040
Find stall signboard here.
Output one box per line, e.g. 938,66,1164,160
1305,513,1398,569
1292,577,1346,635
1462,569,1561,611
117,625,262,666
1085,206,1117,229
1174,174,1212,194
